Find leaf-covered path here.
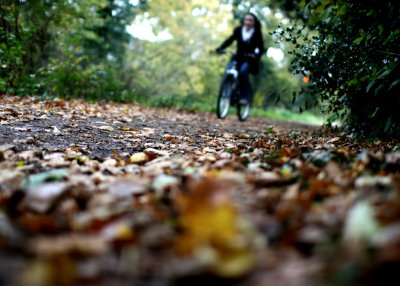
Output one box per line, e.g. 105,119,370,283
0,95,399,286
0,95,317,159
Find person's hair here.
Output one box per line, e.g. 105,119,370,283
241,12,262,34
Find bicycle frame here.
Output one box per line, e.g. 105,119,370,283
216,50,253,121
226,61,239,80
221,50,254,92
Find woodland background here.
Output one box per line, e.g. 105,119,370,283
1,0,399,137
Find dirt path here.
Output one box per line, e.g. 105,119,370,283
0,95,399,286
0,95,317,159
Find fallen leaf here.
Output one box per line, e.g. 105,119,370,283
22,182,68,213
152,174,179,195
327,137,341,144
175,179,261,278
355,176,392,189
144,148,169,157
21,169,69,188
0,169,25,187
108,177,149,198
97,126,115,132
163,134,175,141
130,152,150,164
52,126,62,135
343,201,380,258
28,234,108,256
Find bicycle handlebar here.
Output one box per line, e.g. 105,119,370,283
218,50,235,56
216,50,256,59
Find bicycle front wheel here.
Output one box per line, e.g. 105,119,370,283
217,77,234,119
237,100,251,122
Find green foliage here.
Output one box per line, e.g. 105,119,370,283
0,0,143,100
252,107,322,124
1,0,319,124
82,0,143,67
38,53,127,101
126,1,231,106
271,0,400,138
128,0,306,114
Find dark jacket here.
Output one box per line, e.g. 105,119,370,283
217,26,265,74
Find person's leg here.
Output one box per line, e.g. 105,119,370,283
238,62,251,103
226,60,236,71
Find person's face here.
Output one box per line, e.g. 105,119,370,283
244,14,255,30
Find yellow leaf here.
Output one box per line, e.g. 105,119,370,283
130,152,150,164
175,179,259,278
15,160,26,167
120,126,138,132
212,246,255,278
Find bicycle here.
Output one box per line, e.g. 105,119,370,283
216,51,253,122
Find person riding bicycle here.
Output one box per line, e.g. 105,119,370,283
216,12,265,105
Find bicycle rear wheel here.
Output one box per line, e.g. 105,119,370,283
217,77,234,119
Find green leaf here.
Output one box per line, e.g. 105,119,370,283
374,84,385,96
377,69,391,79
348,79,359,86
264,126,274,134
353,36,364,44
21,168,69,188
338,4,347,16
384,116,393,133
378,25,384,35
388,79,400,91
366,80,375,93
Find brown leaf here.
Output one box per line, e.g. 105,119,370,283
28,234,109,256
108,176,149,198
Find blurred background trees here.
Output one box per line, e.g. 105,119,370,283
0,0,145,100
0,0,302,108
1,0,398,137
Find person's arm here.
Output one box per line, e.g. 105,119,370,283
216,28,238,52
255,32,265,60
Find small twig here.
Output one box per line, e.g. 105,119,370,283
377,50,400,57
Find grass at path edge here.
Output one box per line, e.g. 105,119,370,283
136,96,324,126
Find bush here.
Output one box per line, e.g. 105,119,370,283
0,1,138,102
273,0,400,138
36,51,129,101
